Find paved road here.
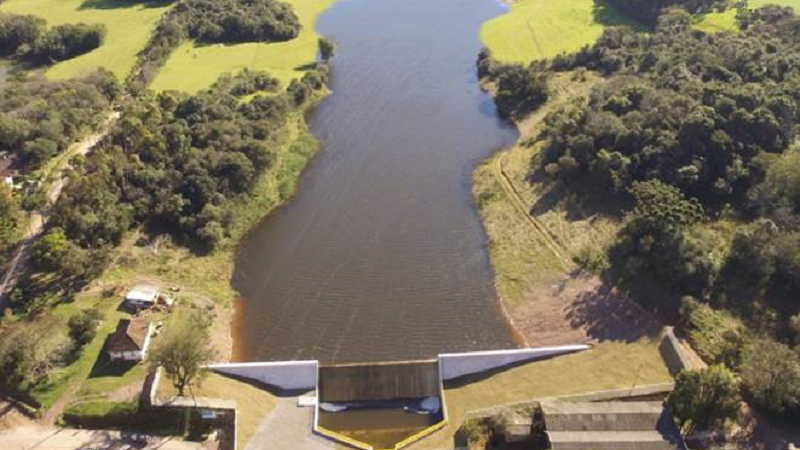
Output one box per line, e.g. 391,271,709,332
245,398,336,450
0,425,212,450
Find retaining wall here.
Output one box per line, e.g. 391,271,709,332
439,345,591,380
659,327,693,375
208,361,319,391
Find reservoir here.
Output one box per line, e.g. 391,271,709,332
233,0,520,363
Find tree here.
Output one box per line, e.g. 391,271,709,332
668,365,741,435
67,309,101,348
149,313,216,396
493,64,549,119
740,337,800,415
608,181,715,302
32,228,71,272
318,37,335,61
0,184,21,270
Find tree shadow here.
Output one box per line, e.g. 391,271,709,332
528,169,625,223
592,0,650,30
79,0,173,11
564,276,663,343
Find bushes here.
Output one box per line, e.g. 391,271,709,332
0,14,104,64
0,184,21,271
740,338,800,416
32,23,105,62
490,64,549,119
67,310,102,348
668,365,741,434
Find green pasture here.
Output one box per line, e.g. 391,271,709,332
0,0,170,81
480,0,644,63
151,0,336,93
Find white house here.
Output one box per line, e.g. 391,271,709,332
125,284,160,309
108,318,153,362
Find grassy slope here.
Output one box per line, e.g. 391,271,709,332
409,339,671,449
480,0,644,63
693,0,800,33
151,0,336,93
0,0,169,81
473,73,618,306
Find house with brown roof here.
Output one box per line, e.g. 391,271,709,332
108,318,154,362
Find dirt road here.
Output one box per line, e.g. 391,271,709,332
0,112,120,308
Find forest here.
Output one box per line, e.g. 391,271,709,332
481,5,799,423
0,13,105,64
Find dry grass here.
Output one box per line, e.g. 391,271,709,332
158,372,279,450
409,338,672,449
473,72,617,308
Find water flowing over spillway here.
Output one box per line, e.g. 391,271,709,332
232,0,520,363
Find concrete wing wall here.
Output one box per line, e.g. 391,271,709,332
439,345,591,380
208,361,319,391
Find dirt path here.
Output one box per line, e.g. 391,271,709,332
488,75,601,272
0,111,120,308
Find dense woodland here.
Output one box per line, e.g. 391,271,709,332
129,0,300,92
0,13,105,64
0,72,118,271
482,5,800,424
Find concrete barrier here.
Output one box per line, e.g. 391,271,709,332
439,345,591,381
659,327,693,375
208,360,319,391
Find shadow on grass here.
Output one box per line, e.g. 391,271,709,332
564,274,664,343
528,168,625,223
592,0,650,30
79,0,173,10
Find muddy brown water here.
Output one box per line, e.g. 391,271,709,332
232,0,520,364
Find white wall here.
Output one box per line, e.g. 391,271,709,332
208,360,319,391
439,345,591,380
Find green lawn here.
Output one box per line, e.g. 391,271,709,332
693,0,800,33
150,0,336,93
0,0,170,81
480,0,644,63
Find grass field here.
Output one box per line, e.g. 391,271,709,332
150,0,336,93
481,0,644,63
693,0,800,33
0,0,170,81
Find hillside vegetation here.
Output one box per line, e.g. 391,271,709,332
480,4,800,425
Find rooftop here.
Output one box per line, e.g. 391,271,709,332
108,319,151,353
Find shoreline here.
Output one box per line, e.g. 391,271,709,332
472,70,664,347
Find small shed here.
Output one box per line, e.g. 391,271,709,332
108,318,153,362
125,284,160,309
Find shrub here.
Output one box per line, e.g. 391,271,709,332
669,365,741,434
